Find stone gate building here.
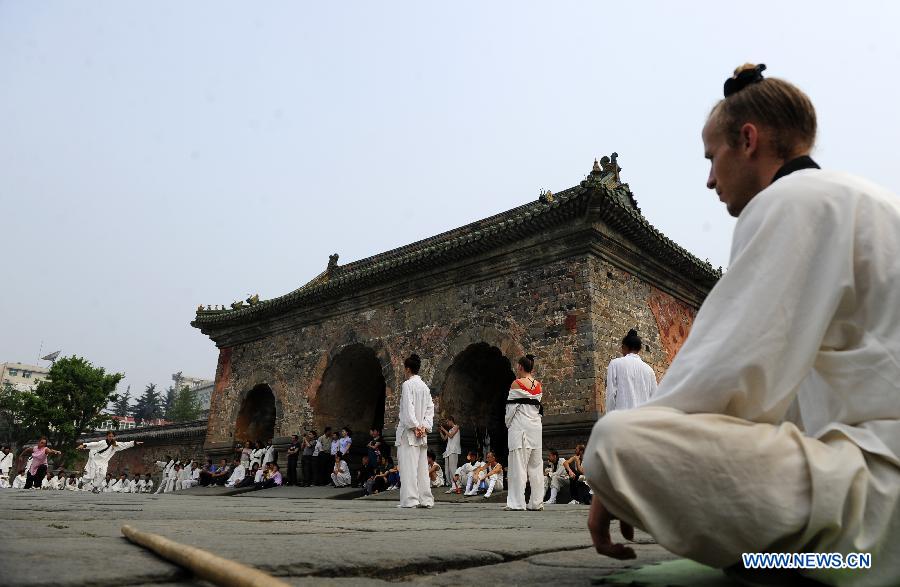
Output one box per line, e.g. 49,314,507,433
192,157,719,461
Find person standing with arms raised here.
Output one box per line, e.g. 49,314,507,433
505,354,544,511
395,353,435,509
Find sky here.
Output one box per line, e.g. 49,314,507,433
1,1,898,401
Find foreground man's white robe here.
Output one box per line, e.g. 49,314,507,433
395,374,435,508
583,169,900,587
82,440,136,490
505,379,544,510
605,353,657,412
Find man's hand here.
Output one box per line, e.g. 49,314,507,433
587,497,636,560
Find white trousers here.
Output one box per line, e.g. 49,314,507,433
331,471,351,487
584,407,900,587
507,446,544,510
398,443,433,508
443,453,458,486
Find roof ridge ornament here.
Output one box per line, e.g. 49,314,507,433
538,189,554,203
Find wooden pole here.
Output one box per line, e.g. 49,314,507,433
121,524,291,587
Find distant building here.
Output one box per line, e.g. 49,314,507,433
1,362,50,392
172,372,214,418
95,415,170,432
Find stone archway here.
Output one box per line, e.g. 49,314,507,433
314,343,387,440
234,384,277,444
438,342,515,465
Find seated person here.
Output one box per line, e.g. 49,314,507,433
41,472,55,490
384,457,400,490
12,469,26,489
113,473,129,492
354,454,374,489
426,450,444,488
462,453,486,495
102,472,115,492
368,456,390,494
237,463,260,488
224,459,246,488
544,449,567,504
254,462,283,490
54,470,66,490
65,473,80,491
563,445,591,505
206,459,231,486
446,450,478,494
141,473,154,493
331,453,351,487
465,451,503,497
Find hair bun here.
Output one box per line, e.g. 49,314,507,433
627,329,638,337
526,354,536,362
724,63,766,97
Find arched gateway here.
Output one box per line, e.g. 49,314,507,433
194,159,717,457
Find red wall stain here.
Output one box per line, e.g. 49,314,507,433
647,288,696,363
214,347,233,397
564,313,578,333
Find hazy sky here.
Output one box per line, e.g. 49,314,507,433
2,2,898,400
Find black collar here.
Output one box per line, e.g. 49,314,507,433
772,156,820,183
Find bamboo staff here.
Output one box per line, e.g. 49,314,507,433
121,524,290,587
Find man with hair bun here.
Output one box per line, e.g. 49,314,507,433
605,329,658,413
583,64,899,585
395,353,435,509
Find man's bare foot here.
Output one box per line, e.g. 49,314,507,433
588,497,636,560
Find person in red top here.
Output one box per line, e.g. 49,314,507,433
504,354,544,511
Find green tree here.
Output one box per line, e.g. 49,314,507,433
0,382,43,450
163,385,176,419
18,356,123,465
167,386,201,422
113,385,132,417
131,383,163,422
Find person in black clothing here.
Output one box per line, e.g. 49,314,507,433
286,434,300,486
237,463,260,488
354,454,374,488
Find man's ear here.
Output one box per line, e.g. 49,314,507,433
740,122,760,156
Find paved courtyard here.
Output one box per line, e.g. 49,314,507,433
0,487,684,586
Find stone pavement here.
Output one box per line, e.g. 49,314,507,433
0,489,688,586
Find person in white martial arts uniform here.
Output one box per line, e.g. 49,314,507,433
41,473,54,490
466,451,504,498
543,449,567,504
395,353,435,509
605,329,657,413
12,469,26,489
53,471,66,491
262,440,277,469
65,474,80,491
462,454,485,495
224,460,246,488
330,453,351,487
76,431,142,493
583,63,900,587
181,462,201,489
250,442,265,469
110,473,128,492
439,416,461,486
0,445,13,488
446,450,478,494
505,354,544,511
426,450,444,488
154,458,177,494
141,473,154,493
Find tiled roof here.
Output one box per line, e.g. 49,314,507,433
193,174,720,329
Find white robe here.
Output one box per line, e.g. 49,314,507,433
225,464,246,487
66,479,79,491
12,474,26,489
395,374,435,508
605,353,657,412
585,169,900,586
82,440,136,489
505,382,543,510
154,460,175,494
142,479,154,493
250,449,265,467
262,445,276,467
331,460,350,487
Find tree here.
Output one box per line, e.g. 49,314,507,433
5,356,123,466
131,383,163,422
163,385,176,419
0,382,43,450
113,385,132,417
167,386,201,422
